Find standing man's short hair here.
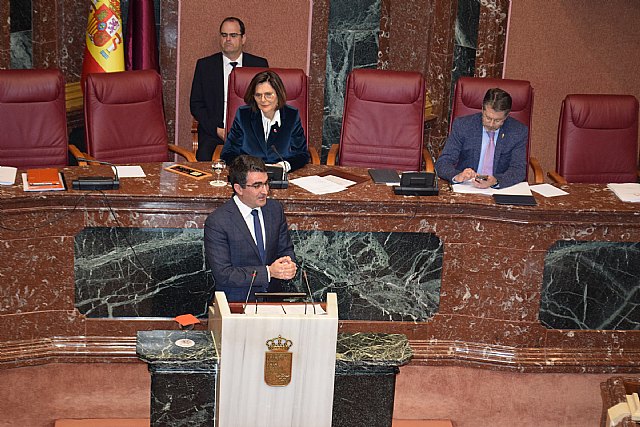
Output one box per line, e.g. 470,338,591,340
228,154,267,190
483,88,512,113
219,17,246,35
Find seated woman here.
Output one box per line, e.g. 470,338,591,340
221,70,310,172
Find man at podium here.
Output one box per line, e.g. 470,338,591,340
204,155,298,301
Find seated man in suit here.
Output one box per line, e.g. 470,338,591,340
190,17,268,161
435,87,528,189
221,70,310,172
204,154,298,302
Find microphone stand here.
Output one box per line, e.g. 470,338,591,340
268,145,289,189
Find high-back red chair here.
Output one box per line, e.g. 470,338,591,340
549,94,639,184
78,70,194,164
219,67,318,163
0,69,68,168
327,69,426,171
448,76,542,183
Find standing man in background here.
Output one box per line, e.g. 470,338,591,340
190,17,269,161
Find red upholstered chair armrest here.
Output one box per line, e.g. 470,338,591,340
529,156,544,184
168,144,196,162
212,145,223,161
326,144,339,166
68,144,93,166
308,147,320,165
547,170,568,184
423,148,434,173
191,119,198,153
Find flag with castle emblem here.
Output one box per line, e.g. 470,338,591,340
81,0,125,84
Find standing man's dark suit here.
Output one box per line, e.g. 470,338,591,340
190,52,268,161
435,113,528,188
221,105,309,172
205,198,295,302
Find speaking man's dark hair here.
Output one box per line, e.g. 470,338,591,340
228,154,267,191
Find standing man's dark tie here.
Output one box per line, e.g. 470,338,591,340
230,61,238,69
251,209,266,263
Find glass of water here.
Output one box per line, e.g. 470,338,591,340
210,159,226,187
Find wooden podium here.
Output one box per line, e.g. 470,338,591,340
209,292,339,427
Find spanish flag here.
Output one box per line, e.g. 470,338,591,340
81,0,125,84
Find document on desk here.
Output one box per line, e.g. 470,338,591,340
114,165,146,178
0,166,17,185
530,183,569,197
607,183,640,202
452,181,532,196
290,175,353,194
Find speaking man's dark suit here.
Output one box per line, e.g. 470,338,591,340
221,105,310,172
190,52,268,161
435,113,528,188
204,197,295,302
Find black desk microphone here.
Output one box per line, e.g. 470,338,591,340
268,145,289,189
72,158,120,190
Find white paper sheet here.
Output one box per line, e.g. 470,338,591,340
0,166,17,185
290,175,349,194
530,183,569,197
113,165,146,178
452,181,532,196
607,183,640,202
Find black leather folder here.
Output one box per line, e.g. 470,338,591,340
493,194,537,206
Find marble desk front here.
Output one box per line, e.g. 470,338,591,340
1,163,639,372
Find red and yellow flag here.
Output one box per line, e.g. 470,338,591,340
81,0,125,83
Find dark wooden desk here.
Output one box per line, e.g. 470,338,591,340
1,163,639,372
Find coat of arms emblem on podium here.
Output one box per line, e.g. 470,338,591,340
264,335,293,386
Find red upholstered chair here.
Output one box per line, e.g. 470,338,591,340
0,69,68,168
446,76,543,183
548,94,639,184
73,70,195,164
211,67,319,164
327,69,428,171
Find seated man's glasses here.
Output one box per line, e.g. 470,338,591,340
243,180,270,190
220,32,242,39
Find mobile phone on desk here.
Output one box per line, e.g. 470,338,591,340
475,174,488,181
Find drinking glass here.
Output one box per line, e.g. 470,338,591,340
210,159,226,187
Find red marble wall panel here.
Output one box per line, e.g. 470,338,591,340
475,0,509,79
0,0,10,68
1,164,640,371
0,237,75,314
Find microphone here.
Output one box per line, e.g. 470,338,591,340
243,270,258,313
302,270,316,315
267,145,288,189
73,158,120,190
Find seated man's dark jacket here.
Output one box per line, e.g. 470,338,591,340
204,198,295,302
221,104,309,172
435,112,528,188
190,52,268,160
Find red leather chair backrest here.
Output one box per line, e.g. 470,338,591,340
338,69,425,170
556,94,639,183
226,67,308,140
449,77,534,178
84,70,169,164
0,69,68,168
